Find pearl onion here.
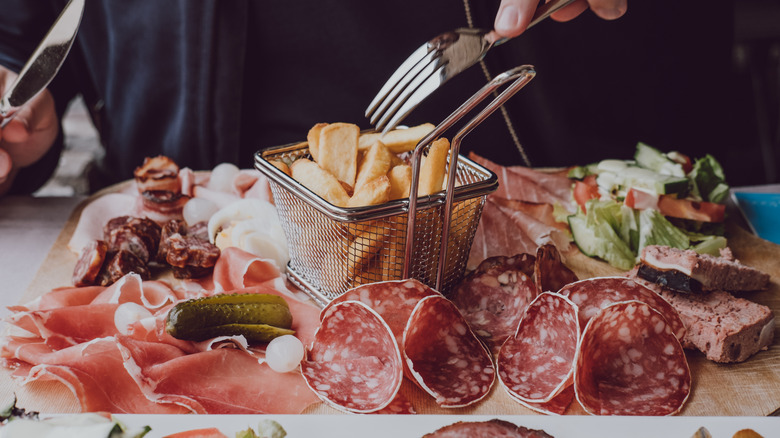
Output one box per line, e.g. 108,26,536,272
183,197,220,227
207,162,240,192
265,335,305,373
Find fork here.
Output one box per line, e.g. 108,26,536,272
365,0,575,133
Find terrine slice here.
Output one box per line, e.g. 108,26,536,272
631,273,775,363
639,245,770,292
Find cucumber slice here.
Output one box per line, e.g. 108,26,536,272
634,142,685,177
569,214,635,270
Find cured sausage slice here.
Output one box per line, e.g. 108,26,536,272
497,292,579,403
533,243,578,293
72,240,109,287
559,276,686,341
574,300,691,416
450,254,538,350
510,384,575,416
300,301,403,413
423,419,555,438
403,295,495,408
322,279,440,346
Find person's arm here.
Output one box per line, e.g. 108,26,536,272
0,66,60,196
494,0,628,38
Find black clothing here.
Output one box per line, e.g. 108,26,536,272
0,1,758,193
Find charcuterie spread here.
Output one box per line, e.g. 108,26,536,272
2,131,780,420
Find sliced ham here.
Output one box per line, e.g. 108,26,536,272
468,153,574,212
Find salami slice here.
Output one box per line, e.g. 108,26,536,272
321,279,440,345
574,300,691,416
497,292,579,403
300,301,403,413
559,276,686,341
450,254,538,350
533,243,578,293
403,295,495,408
423,419,555,438
72,240,109,287
509,384,575,416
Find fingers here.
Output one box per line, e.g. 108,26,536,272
0,89,58,168
0,148,11,184
587,0,627,20
550,0,589,22
494,0,538,38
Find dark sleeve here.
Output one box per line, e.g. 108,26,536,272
0,0,78,194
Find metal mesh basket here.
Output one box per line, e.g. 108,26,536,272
254,142,497,305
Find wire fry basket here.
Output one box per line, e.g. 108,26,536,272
254,142,495,305
254,65,536,305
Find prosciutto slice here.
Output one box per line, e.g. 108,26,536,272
2,248,321,414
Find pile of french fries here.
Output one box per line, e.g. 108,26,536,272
271,122,451,208
270,122,480,291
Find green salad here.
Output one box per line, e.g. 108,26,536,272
565,142,730,270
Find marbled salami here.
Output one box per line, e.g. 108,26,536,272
497,292,579,404
423,419,555,438
403,295,495,408
321,279,440,346
72,240,109,287
450,254,538,350
559,277,686,341
533,243,578,293
574,300,691,416
509,384,575,416
300,300,403,413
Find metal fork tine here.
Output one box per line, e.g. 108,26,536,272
375,61,447,134
368,49,439,126
365,44,433,119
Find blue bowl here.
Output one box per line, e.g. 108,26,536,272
733,192,780,245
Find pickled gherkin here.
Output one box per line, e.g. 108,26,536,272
166,293,295,343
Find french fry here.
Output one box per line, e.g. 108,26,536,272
355,140,393,190
306,123,328,162
418,137,450,196
387,164,412,200
318,122,359,188
269,159,291,176
346,226,386,278
347,175,391,207
358,123,435,153
290,158,350,207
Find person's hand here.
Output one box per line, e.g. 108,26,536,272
494,0,628,39
0,65,59,195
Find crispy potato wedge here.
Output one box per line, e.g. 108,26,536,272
290,158,350,207
418,137,450,196
347,175,391,207
346,226,386,278
358,123,435,153
355,140,393,190
306,123,328,163
318,122,359,187
269,159,291,176
388,164,412,200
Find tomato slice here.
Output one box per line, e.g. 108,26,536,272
624,188,659,210
657,195,725,223
573,175,599,213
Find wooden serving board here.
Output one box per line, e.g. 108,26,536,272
3,197,780,416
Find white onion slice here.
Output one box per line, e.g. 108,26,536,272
207,162,240,192
114,302,154,335
183,197,220,226
265,335,304,373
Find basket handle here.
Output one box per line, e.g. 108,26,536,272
403,65,537,288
